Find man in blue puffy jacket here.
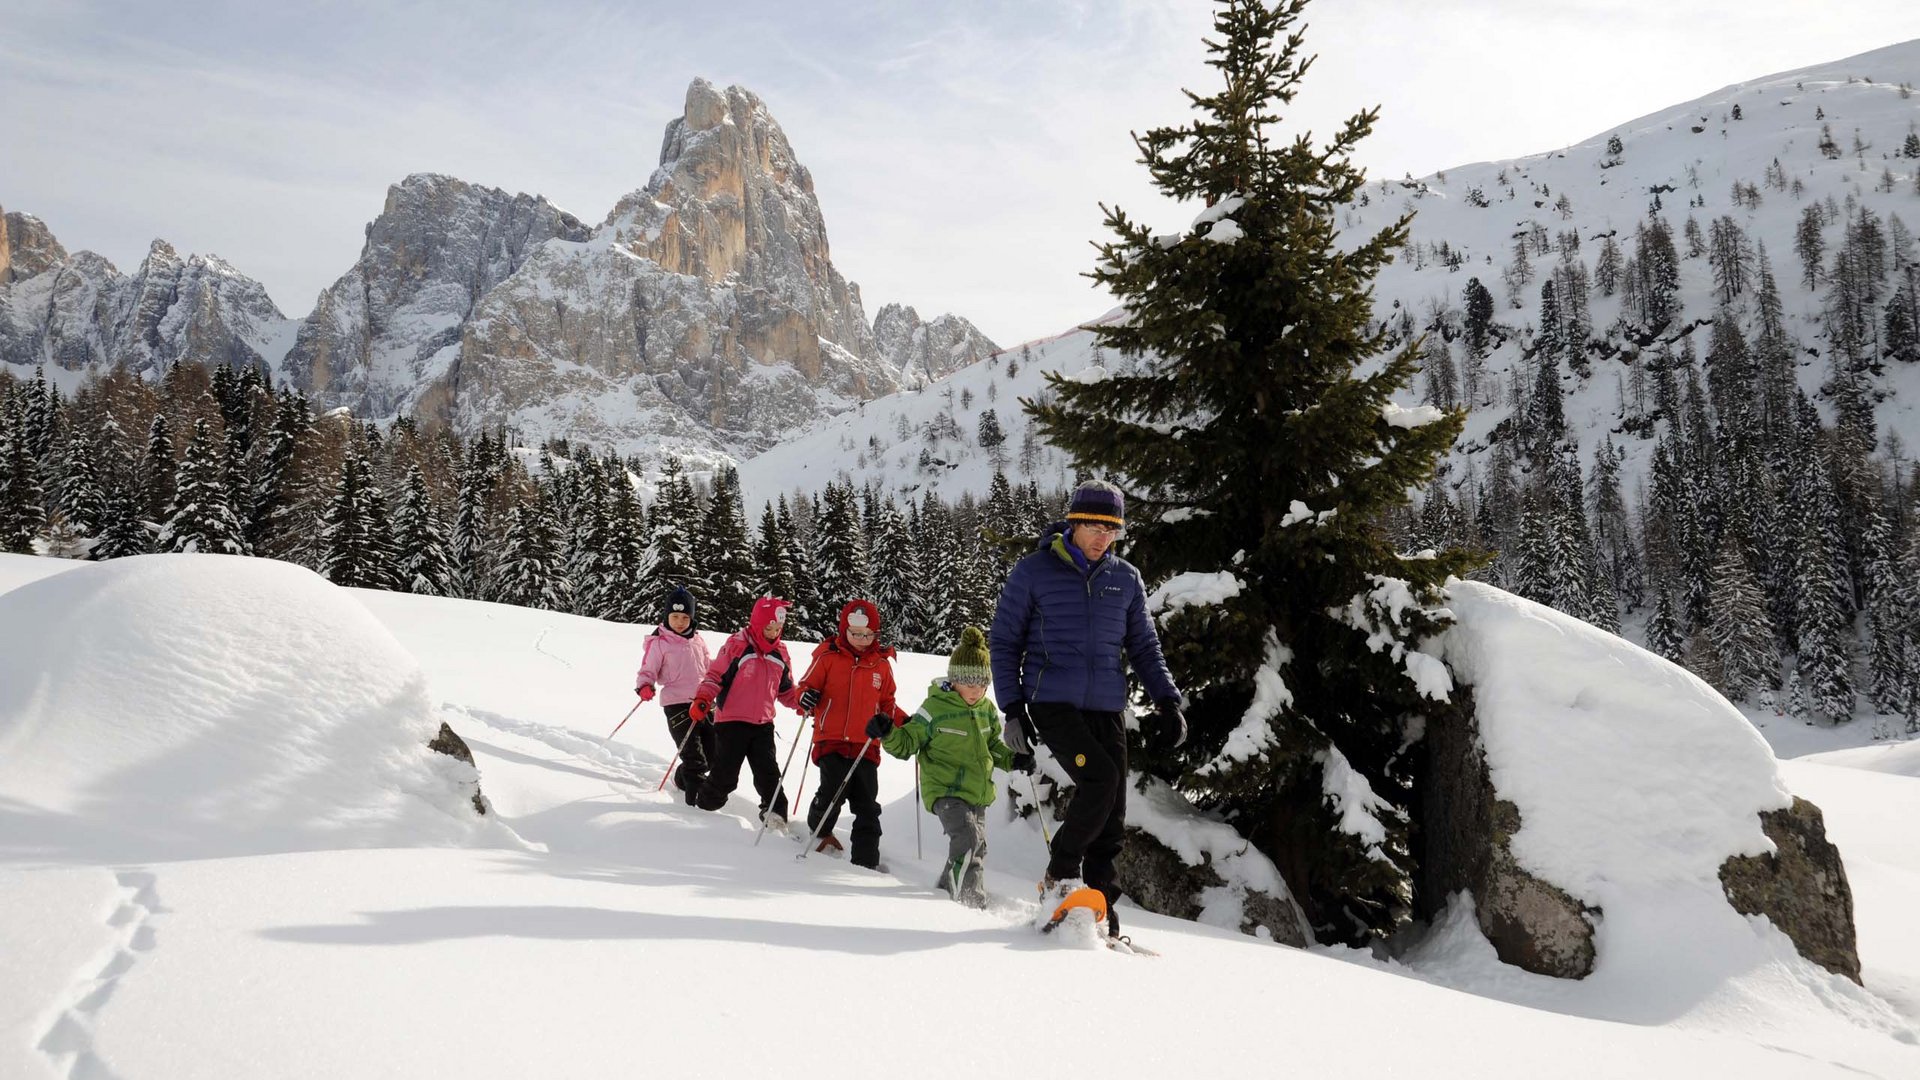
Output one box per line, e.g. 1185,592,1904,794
990,479,1185,923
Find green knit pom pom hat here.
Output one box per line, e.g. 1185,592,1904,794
948,626,992,686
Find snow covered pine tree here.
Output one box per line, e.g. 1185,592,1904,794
1026,0,1480,945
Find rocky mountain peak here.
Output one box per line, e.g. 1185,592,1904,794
871,303,1000,385
1,208,70,284
0,208,289,376
282,173,591,415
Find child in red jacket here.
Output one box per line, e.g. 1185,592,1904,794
796,599,906,869
688,597,803,829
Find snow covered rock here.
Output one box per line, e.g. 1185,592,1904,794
0,213,293,376
1418,682,1599,978
0,554,500,862
1425,581,1859,982
872,302,1000,386
1720,797,1861,983
1,208,68,283
283,173,592,417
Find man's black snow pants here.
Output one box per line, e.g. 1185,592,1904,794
694,720,790,821
1030,703,1127,904
663,703,716,803
806,753,882,868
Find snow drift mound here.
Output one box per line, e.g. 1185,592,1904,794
0,554,503,861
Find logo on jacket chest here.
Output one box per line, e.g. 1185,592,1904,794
871,673,882,689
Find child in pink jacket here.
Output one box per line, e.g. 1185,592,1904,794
635,586,713,803
688,596,803,828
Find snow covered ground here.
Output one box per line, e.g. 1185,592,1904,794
1,552,1917,1079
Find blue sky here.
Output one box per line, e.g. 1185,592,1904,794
2,1,1915,346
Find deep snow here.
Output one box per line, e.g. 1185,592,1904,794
0,552,1917,1079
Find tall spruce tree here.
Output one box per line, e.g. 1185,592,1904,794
157,419,248,555
643,459,701,608
493,498,570,611
1028,0,1478,944
699,466,759,629
0,402,47,554
319,451,394,588
393,465,457,597
811,480,870,623
1704,535,1776,702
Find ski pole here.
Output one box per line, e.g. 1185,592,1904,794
799,737,876,860
602,700,643,746
654,711,702,793
754,713,812,847
1026,774,1053,847
914,760,923,861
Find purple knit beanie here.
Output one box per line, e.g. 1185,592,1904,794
1066,480,1125,527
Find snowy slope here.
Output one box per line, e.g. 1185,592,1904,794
743,40,1920,511
2,552,1918,1079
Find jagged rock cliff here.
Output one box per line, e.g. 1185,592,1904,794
872,302,1000,385
1,211,292,376
282,174,592,416
2,210,69,284
445,79,980,454
2,79,995,457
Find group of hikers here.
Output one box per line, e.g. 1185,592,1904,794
630,480,1187,933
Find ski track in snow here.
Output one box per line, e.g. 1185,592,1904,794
447,704,1102,945
34,870,164,1080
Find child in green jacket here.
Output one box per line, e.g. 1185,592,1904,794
868,626,1026,908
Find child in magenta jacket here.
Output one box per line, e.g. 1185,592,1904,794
635,586,713,803
688,596,803,828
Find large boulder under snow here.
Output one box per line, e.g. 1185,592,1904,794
0,554,500,861
1428,581,1859,982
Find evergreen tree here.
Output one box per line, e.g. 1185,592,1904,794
140,413,176,527
93,477,147,560
392,465,457,597
319,451,394,588
866,496,923,649
777,496,821,632
1462,277,1495,359
493,498,571,611
56,430,107,545
755,502,797,612
1704,535,1776,702
643,458,701,607
1646,585,1685,664
699,466,759,629
0,403,47,554
157,419,249,555
811,480,870,620
1035,0,1479,945
603,470,652,622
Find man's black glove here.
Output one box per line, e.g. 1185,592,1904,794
865,712,894,740
1152,698,1187,751
798,688,821,714
1010,751,1036,775
1002,701,1037,755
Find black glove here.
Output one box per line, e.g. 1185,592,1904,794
1002,702,1035,755
798,688,821,714
865,712,894,740
1152,698,1187,751
1010,751,1036,775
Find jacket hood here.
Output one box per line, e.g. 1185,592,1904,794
1035,520,1071,551
747,596,791,649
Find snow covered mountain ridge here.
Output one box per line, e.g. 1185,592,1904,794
746,39,1920,506
0,79,998,459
